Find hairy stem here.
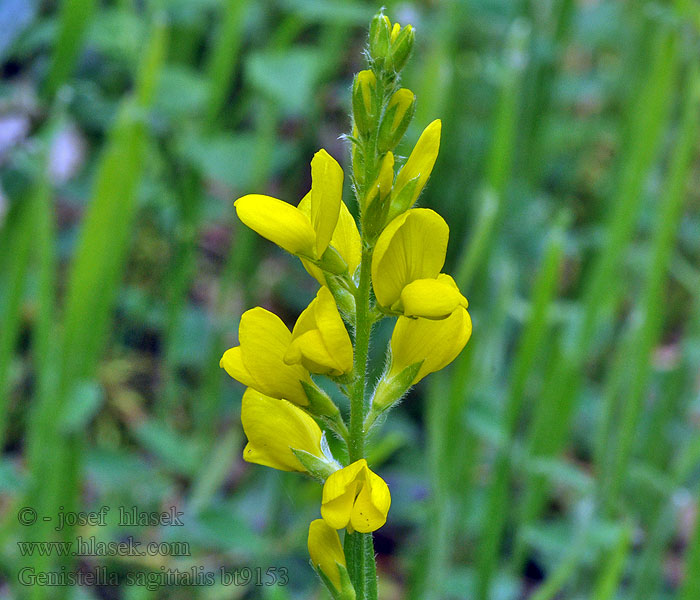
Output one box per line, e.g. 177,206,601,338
346,244,377,600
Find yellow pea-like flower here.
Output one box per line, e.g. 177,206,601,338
298,192,361,284
388,119,441,220
389,306,472,384
308,519,347,590
285,287,354,376
234,149,343,260
241,388,329,472
321,459,391,533
372,208,468,318
220,307,311,406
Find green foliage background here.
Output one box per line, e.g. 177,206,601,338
1,0,699,599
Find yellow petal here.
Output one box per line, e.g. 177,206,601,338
308,519,346,590
238,307,311,406
310,149,343,257
219,347,255,387
372,208,449,308
350,469,391,533
321,481,359,530
299,193,361,283
398,273,469,318
389,306,472,383
241,389,324,472
390,21,401,43
390,119,441,215
285,287,353,376
234,194,316,257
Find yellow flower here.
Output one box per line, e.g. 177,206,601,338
241,389,332,473
371,208,468,318
234,149,343,259
308,519,347,590
298,192,361,284
388,306,472,384
285,287,354,376
388,119,441,220
220,307,311,406
321,459,391,533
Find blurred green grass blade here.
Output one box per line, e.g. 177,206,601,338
515,16,681,565
60,18,167,386
29,20,167,596
520,0,574,183
602,60,700,510
20,122,61,598
0,194,39,447
204,0,249,125
42,0,96,99
592,523,632,600
476,221,566,600
455,21,528,291
680,489,700,599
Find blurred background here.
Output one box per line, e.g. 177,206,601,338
1,0,700,598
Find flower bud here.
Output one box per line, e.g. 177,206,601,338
362,152,394,239
389,24,415,73
377,88,415,153
308,520,356,599
352,70,377,138
369,13,391,70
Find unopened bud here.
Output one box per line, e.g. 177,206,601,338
369,13,391,70
352,70,377,137
377,88,416,153
362,152,395,238
389,24,415,73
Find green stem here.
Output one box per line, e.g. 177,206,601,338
346,244,377,600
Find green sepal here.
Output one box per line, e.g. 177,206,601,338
352,71,378,138
292,447,338,482
310,560,356,600
387,175,420,222
362,183,391,241
301,380,342,418
377,91,416,153
389,25,415,72
370,360,423,414
325,275,356,318
368,13,391,70
318,245,349,275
